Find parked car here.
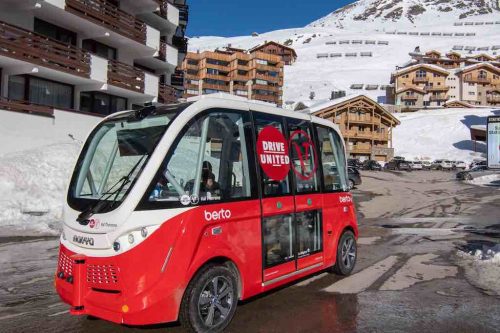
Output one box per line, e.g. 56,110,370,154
456,165,490,180
348,166,362,188
432,159,453,170
469,160,487,169
408,161,423,170
393,156,405,161
452,160,467,170
421,160,432,170
362,160,382,171
347,158,362,169
385,159,411,171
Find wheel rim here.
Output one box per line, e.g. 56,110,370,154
349,180,354,189
198,276,234,328
341,237,356,269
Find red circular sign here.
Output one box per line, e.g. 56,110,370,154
257,126,290,181
289,130,318,181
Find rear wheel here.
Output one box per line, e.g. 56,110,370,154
180,265,238,333
332,231,357,276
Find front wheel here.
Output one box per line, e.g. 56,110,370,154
180,265,238,333
332,230,357,276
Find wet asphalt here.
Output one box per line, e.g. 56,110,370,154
0,170,499,333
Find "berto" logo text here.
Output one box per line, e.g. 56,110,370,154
339,196,352,203
204,209,232,221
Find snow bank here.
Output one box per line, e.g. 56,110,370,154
0,143,80,236
457,245,500,296
393,108,499,163
468,174,500,186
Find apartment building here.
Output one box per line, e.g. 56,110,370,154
310,95,400,162
0,0,188,118
249,41,297,65
182,48,284,106
390,50,500,110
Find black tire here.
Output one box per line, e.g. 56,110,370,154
331,230,357,276
180,265,238,333
465,173,473,181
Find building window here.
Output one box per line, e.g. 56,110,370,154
80,92,127,115
188,79,199,85
469,92,475,96
416,69,427,78
203,89,220,94
186,89,198,95
478,70,488,79
8,75,73,109
256,59,268,65
235,90,248,96
34,18,77,46
255,79,268,85
187,69,198,75
207,68,219,75
82,39,117,60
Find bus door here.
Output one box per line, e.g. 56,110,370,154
314,125,350,264
286,118,324,271
254,113,296,282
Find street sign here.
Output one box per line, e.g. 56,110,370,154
487,116,500,169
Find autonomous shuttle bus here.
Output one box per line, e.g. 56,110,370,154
55,94,358,332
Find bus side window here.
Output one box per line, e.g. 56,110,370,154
287,118,319,193
253,113,291,197
148,110,254,205
315,126,349,192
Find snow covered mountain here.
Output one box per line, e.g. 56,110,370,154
189,0,499,105
309,0,500,30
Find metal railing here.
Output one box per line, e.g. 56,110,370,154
66,0,147,44
0,20,91,77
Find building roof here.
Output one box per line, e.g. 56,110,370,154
307,94,400,125
456,62,500,75
249,41,298,57
392,63,450,77
396,86,425,94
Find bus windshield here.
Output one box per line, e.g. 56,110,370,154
68,104,189,213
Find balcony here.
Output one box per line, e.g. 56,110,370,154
348,116,373,124
464,76,492,84
252,93,279,103
424,86,450,92
413,76,428,83
255,73,280,83
171,71,184,87
252,84,280,92
108,60,145,93
203,83,230,92
0,21,91,78
158,83,181,104
430,94,448,101
176,3,189,23
204,73,231,82
487,95,500,103
401,95,419,101
0,97,54,118
349,146,372,154
233,84,248,91
66,0,147,45
172,35,188,54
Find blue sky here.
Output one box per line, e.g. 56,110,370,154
186,0,353,37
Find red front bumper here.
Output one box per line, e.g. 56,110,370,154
55,243,181,326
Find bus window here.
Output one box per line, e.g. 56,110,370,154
315,126,349,192
253,113,291,196
149,111,254,205
262,214,295,267
296,210,322,258
287,118,319,193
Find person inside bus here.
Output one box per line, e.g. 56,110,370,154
184,161,220,200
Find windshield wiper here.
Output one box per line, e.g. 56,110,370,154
76,155,147,224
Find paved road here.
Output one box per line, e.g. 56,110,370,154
1,171,499,333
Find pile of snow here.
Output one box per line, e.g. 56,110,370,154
0,143,80,236
392,108,499,163
468,173,500,186
457,244,500,295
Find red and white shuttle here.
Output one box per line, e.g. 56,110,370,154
55,94,358,332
